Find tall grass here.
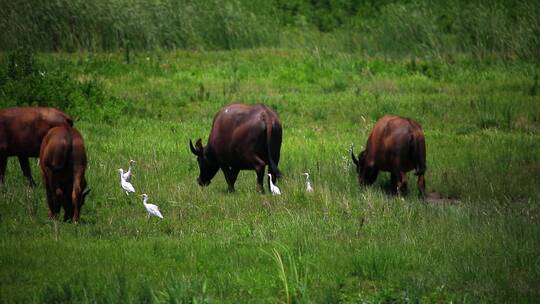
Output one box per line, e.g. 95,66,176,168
0,0,278,51
0,50,539,302
1,0,539,61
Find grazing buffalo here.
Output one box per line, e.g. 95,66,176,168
189,103,282,193
0,107,73,186
351,115,426,198
40,125,89,223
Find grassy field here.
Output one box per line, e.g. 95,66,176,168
1,49,539,303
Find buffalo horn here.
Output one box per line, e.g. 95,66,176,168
189,139,199,155
351,147,359,166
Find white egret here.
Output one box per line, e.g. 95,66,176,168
268,173,281,195
118,169,135,195
141,194,163,219
302,172,313,193
121,160,136,182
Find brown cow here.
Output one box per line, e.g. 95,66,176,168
40,125,89,223
351,115,426,198
0,107,73,186
189,103,282,193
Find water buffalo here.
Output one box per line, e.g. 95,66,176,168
0,107,73,186
351,115,426,198
189,103,282,193
40,124,89,223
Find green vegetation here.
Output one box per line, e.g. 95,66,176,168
1,48,539,303
1,0,539,61
1,0,539,302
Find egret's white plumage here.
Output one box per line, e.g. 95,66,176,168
302,172,313,193
121,160,136,182
268,173,281,195
118,169,135,195
141,194,163,219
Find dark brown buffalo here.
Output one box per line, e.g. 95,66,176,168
189,103,282,193
351,115,426,198
40,125,89,223
0,107,73,186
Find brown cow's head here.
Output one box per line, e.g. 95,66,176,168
189,138,219,187
351,148,378,186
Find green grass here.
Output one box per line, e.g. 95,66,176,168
1,49,539,303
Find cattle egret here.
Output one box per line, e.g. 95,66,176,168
118,169,135,195
122,160,136,182
268,173,281,195
302,172,314,192
141,194,163,219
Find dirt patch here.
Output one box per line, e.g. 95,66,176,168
425,192,460,205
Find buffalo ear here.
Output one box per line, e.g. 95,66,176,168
351,148,359,166
189,139,199,156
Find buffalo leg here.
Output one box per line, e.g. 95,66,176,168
417,174,426,199
256,167,265,193
52,188,64,219
44,181,55,218
248,155,266,193
46,180,62,220
42,171,56,218
390,172,399,195
222,167,239,193
0,155,6,184
398,171,408,195
63,199,73,222
18,156,36,187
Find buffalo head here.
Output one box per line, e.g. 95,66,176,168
351,147,378,186
189,138,219,187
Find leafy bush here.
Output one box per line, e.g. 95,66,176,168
0,48,127,123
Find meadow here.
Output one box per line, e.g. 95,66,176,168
0,48,539,303
1,0,540,302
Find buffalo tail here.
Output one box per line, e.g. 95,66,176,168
265,116,282,178
411,133,426,176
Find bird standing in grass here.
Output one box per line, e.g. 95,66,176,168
268,173,281,195
141,194,163,219
122,159,136,182
302,172,313,193
118,169,135,195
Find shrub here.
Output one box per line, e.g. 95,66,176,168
0,48,127,123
